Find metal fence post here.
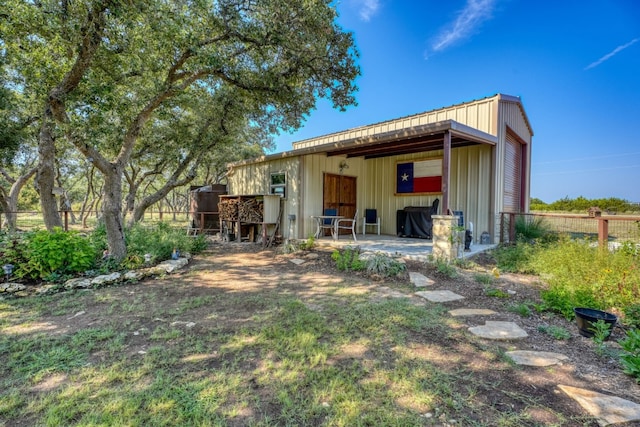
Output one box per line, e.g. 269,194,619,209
509,213,516,243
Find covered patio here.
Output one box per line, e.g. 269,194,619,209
311,233,497,262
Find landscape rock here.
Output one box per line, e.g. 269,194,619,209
468,321,528,340
65,277,92,289
506,350,568,366
415,290,465,302
558,385,640,426
409,272,435,287
91,272,122,286
159,258,188,273
0,282,27,293
448,308,496,317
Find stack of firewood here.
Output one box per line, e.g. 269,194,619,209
239,198,263,222
218,198,239,221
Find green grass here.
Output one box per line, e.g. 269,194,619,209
0,277,577,426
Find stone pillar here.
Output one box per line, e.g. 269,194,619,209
432,215,464,261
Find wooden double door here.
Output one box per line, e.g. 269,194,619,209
323,173,357,234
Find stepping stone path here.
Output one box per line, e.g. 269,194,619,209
415,290,464,303
468,321,528,340
558,385,640,426
409,272,434,288
408,269,640,425
448,308,496,316
505,350,568,367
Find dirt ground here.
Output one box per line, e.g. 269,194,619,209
34,241,640,425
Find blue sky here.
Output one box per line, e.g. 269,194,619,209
273,0,640,203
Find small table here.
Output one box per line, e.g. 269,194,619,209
310,215,344,240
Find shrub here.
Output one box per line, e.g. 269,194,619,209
473,273,493,285
507,302,532,317
493,242,538,273
531,239,640,319
484,287,509,298
433,258,457,278
331,247,365,271
23,228,97,280
124,222,206,267
537,324,571,340
365,253,406,277
515,215,552,242
619,328,640,383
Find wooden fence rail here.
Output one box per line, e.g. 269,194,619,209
500,212,640,247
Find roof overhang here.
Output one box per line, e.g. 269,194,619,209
229,119,497,167
323,119,497,159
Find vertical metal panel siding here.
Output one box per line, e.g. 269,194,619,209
227,158,300,232
291,97,501,150
361,145,492,239
300,154,365,238
503,134,522,213
497,101,533,216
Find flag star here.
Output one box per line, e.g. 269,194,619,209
401,173,409,182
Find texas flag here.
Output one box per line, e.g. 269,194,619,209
396,159,442,193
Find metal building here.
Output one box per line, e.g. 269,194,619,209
226,94,533,243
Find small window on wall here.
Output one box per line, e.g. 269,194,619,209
270,172,286,198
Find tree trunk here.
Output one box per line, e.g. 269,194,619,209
36,113,63,230
130,172,197,225
102,166,126,260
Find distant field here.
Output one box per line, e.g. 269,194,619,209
527,211,640,242
6,211,191,233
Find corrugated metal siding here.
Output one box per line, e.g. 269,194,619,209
360,145,493,240
227,157,301,235
292,96,499,150
300,155,366,238
495,99,533,214
503,133,522,213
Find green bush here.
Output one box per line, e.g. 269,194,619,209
22,228,97,280
515,215,553,242
620,328,640,383
537,324,571,340
494,237,640,320
124,222,207,268
331,247,365,272
365,253,406,277
433,258,457,278
493,242,538,273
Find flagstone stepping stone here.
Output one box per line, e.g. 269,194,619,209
468,321,528,340
409,272,435,287
415,290,464,302
558,385,640,426
449,308,496,317
506,350,568,366
289,258,305,265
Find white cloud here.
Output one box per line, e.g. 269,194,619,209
355,0,380,22
428,0,497,57
584,38,639,70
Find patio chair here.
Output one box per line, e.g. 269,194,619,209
335,209,358,241
362,209,381,235
319,208,337,238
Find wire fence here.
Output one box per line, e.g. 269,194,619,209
500,212,640,245
0,210,196,233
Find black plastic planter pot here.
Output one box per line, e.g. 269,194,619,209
573,307,617,340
